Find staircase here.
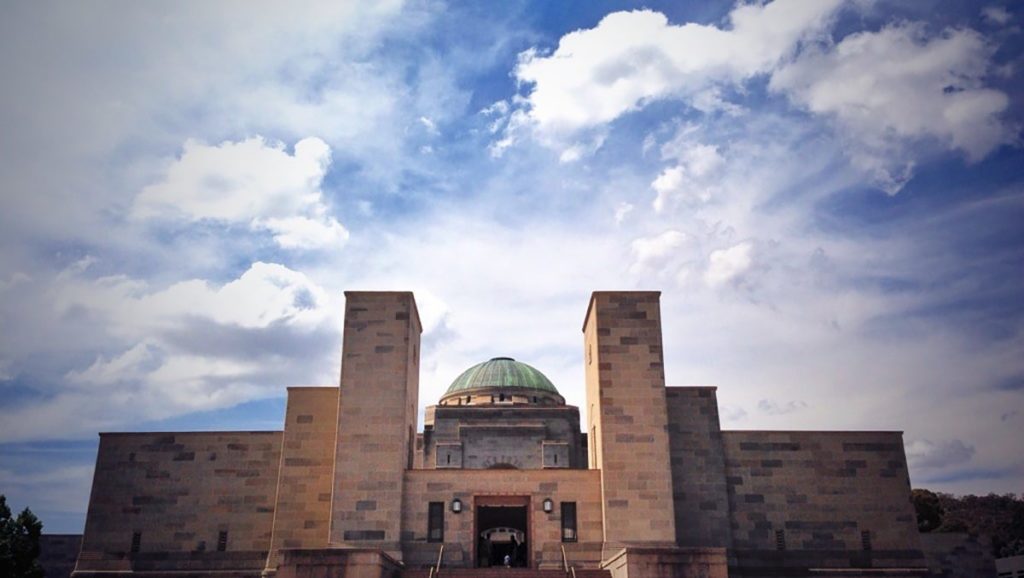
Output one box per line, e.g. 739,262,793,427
403,569,611,578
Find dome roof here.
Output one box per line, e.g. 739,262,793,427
443,357,560,398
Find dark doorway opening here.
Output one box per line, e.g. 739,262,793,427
476,503,528,568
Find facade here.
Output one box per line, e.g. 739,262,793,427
996,554,1024,578
71,291,940,578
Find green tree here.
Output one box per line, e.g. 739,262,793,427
912,488,944,532
918,491,1024,558
0,495,44,578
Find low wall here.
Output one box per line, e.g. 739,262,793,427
76,431,281,574
276,548,402,578
40,534,82,578
920,532,995,578
601,547,729,578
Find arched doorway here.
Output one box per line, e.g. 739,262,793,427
474,496,529,568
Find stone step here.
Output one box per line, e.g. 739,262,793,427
403,569,611,578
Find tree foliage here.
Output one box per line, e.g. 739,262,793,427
0,495,44,578
913,489,1024,558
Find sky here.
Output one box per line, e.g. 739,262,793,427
0,0,1022,534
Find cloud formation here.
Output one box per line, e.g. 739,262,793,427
134,137,348,250
772,23,1013,192
514,1,843,138
0,260,338,441
501,0,1012,193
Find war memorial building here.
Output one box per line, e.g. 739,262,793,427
71,291,940,578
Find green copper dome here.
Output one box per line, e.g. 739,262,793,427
443,357,560,397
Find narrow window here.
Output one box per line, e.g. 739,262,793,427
554,454,558,465
561,502,577,542
466,395,470,404
428,502,444,542
775,529,785,551
533,396,538,403
446,453,451,465
499,393,505,402
861,530,871,551
217,530,228,552
590,425,596,468
131,531,142,553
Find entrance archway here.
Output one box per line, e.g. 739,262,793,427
474,496,529,568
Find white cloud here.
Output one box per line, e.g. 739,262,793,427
419,116,439,135
134,136,348,249
0,272,31,292
652,130,725,211
614,202,634,225
504,1,1012,188
771,23,1012,192
0,260,338,441
652,166,687,212
907,439,976,470
630,230,689,274
259,216,349,250
511,0,844,144
115,261,333,331
758,398,808,415
705,242,753,287
982,6,1012,26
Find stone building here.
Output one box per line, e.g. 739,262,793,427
71,291,941,578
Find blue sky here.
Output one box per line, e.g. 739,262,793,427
1,0,1022,533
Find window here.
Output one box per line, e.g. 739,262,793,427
428,502,444,542
131,531,142,554
590,425,596,468
861,530,872,551
561,502,577,542
217,530,228,552
499,393,505,402
465,395,471,404
775,529,785,551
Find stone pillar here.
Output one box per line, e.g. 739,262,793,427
583,292,677,558
264,387,340,575
329,292,421,559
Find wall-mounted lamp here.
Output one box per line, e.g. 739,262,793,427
542,498,554,513
451,498,462,514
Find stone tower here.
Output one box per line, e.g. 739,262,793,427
329,292,421,559
583,291,677,558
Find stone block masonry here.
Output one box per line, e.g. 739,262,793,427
583,292,677,555
400,469,604,569
722,430,927,575
75,431,281,574
665,387,731,549
264,386,340,573
329,291,422,559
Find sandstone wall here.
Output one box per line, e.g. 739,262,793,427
265,387,339,571
583,292,677,553
721,430,926,574
423,405,583,469
665,387,731,549
76,431,281,573
920,532,996,578
40,534,82,578
330,292,421,557
400,469,603,570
